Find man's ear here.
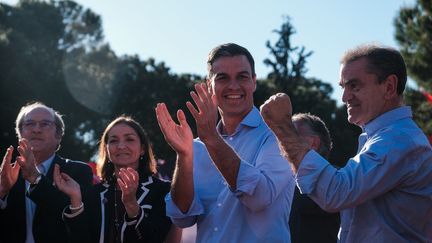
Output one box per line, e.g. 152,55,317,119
383,74,398,99
55,132,62,143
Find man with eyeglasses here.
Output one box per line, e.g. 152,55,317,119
0,102,93,243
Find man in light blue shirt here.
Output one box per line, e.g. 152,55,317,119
156,43,294,242
260,44,432,242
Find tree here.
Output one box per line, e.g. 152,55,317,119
260,16,360,166
0,0,200,176
394,0,432,140
263,16,313,92
108,56,200,176
0,1,362,173
55,0,104,52
263,16,335,122
0,0,107,161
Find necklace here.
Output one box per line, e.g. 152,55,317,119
113,186,123,243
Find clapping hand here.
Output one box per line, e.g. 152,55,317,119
0,146,20,198
53,164,82,208
156,103,193,157
16,139,39,184
186,83,218,142
118,167,140,218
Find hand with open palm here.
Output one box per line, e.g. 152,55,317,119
0,146,20,198
156,103,193,158
53,164,82,209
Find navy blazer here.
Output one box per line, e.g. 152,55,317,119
0,155,93,243
64,175,172,243
289,186,340,243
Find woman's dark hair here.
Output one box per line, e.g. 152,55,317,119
97,115,157,182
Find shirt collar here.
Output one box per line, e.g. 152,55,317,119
217,106,262,136
363,106,412,137
38,153,55,176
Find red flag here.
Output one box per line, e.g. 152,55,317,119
421,91,432,104
87,162,100,184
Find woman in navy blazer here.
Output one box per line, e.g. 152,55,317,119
55,116,179,243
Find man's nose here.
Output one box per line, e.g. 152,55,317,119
32,123,43,132
342,88,352,103
227,79,241,89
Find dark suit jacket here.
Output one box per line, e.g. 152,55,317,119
0,154,93,243
64,175,172,243
289,187,340,243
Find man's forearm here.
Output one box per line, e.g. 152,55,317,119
171,153,194,213
269,122,310,173
202,135,240,189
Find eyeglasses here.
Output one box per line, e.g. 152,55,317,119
22,120,55,130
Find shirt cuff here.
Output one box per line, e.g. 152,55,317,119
164,193,204,228
165,193,204,218
233,160,261,196
296,150,332,194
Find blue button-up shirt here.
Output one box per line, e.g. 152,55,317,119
297,106,432,242
166,107,295,242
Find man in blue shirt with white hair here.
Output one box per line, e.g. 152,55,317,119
261,44,432,242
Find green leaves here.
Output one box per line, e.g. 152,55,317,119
395,0,432,140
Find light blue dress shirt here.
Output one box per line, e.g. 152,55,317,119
297,106,432,242
25,154,54,243
166,107,295,243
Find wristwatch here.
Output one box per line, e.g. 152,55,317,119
30,173,42,186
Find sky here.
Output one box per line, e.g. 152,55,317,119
2,0,416,103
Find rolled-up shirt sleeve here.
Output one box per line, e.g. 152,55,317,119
165,192,204,228
234,135,294,212
296,133,417,212
296,150,332,195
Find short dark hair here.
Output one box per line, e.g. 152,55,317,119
292,113,332,159
340,43,407,95
207,43,255,79
97,115,157,183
